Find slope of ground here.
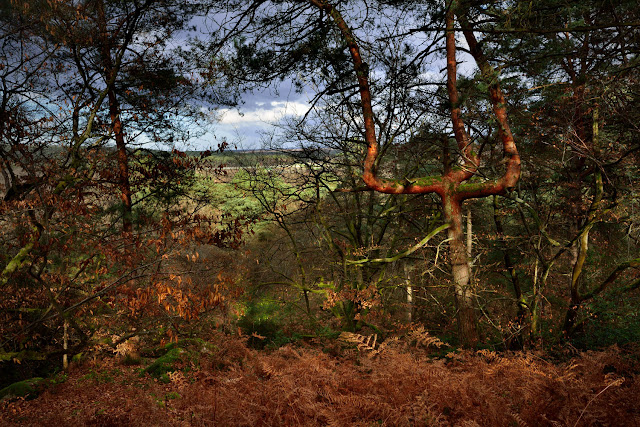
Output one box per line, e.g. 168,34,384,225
1,335,638,426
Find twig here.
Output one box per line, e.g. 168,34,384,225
574,378,625,427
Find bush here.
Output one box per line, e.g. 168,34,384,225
237,299,287,349
573,294,640,349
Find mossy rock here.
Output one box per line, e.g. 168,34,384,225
143,347,186,377
0,351,46,363
0,377,44,400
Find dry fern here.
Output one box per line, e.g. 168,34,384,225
407,326,446,349
113,336,140,357
510,410,529,427
377,336,401,353
255,360,279,379
4,333,639,427
457,420,482,426
573,375,625,427
167,370,187,389
340,327,445,359
476,349,499,362
339,332,381,356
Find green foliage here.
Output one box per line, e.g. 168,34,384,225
141,339,215,377
158,373,172,384
82,368,123,384
165,391,180,400
573,295,640,349
237,299,298,349
47,372,68,386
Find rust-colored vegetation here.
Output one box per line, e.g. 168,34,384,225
2,334,639,426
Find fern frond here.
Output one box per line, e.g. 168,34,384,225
511,411,529,427
377,336,400,353
339,332,381,356
476,349,499,362
458,420,482,426
256,361,278,379
407,326,446,349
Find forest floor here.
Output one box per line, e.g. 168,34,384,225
1,334,639,426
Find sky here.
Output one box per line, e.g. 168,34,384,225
194,84,313,151
176,4,474,153
174,9,319,152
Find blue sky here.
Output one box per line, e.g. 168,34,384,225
177,80,313,152
208,87,311,151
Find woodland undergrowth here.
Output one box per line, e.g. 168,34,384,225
1,333,639,426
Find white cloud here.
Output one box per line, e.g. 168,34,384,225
218,101,310,125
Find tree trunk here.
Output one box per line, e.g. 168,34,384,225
312,0,519,348
97,0,132,236
466,208,472,264
563,107,603,338
62,319,69,370
444,194,479,348
404,263,413,323
109,91,133,236
531,253,541,341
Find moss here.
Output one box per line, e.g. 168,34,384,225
140,339,218,378
143,347,186,377
0,241,35,285
457,180,493,194
412,176,443,187
0,377,44,400
0,350,46,363
165,391,180,400
48,372,68,385
82,368,122,384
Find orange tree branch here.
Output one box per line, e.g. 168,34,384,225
445,1,478,183
457,10,521,200
309,0,445,195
